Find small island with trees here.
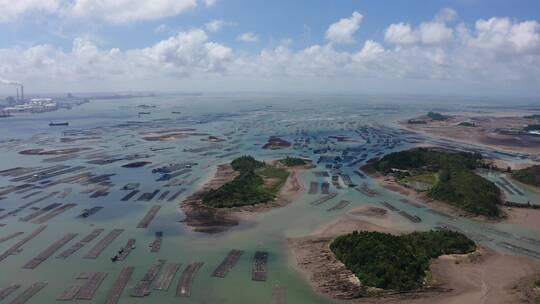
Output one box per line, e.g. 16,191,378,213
330,230,476,291
181,155,310,233
368,147,502,217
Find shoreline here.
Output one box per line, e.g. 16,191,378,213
287,208,540,303
398,116,540,156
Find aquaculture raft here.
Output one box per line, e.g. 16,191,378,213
176,262,204,297
251,251,268,282
212,250,244,278
105,266,134,304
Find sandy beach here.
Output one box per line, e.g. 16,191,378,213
288,210,540,303
400,114,540,155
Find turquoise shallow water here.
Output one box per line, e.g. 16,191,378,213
0,94,539,303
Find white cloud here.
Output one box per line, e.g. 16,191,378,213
1,12,539,95
237,32,259,43
385,22,453,45
204,0,217,7
435,8,458,23
385,22,418,45
326,11,363,44
353,40,385,61
467,17,540,54
205,19,231,32
71,0,198,23
419,22,454,44
0,0,60,22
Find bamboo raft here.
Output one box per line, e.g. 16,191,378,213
150,231,163,252
272,284,284,304
121,190,139,201
57,229,104,259
0,232,24,244
397,211,422,223
308,182,318,194
176,262,204,297
77,206,103,218
167,189,186,202
0,226,47,262
31,203,77,224
19,203,61,222
84,229,124,259
500,177,524,196
104,267,134,304
355,183,379,197
132,259,166,297
400,199,425,208
0,284,21,301
76,272,108,300
251,251,268,282
137,190,160,202
137,206,161,228
158,190,170,201
326,200,350,212
22,233,77,269
212,250,244,278
380,201,399,211
310,193,338,206
154,263,181,291
8,282,47,304
116,239,136,261
320,182,330,194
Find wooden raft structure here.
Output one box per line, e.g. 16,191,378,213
83,229,124,259
251,251,268,282
22,233,77,269
0,226,47,263
131,259,165,297
136,205,161,228
104,267,134,304
176,262,204,297
154,263,181,291
211,250,244,278
56,228,104,259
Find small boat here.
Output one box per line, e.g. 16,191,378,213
49,122,69,126
138,112,151,115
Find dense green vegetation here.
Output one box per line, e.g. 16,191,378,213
374,148,501,217
281,156,307,167
458,121,475,127
330,230,476,291
202,155,289,208
524,124,540,132
524,114,540,120
427,111,448,121
512,165,540,188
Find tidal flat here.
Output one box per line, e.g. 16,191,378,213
0,94,539,303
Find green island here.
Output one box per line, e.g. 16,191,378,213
458,121,475,127
373,148,502,217
330,230,476,291
202,155,290,208
524,114,540,120
512,165,540,188
280,156,307,167
427,111,448,121
524,124,540,132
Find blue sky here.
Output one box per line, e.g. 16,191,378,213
1,0,540,96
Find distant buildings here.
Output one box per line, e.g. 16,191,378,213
2,98,57,113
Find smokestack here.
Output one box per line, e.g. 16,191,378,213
21,85,24,101
16,87,19,101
